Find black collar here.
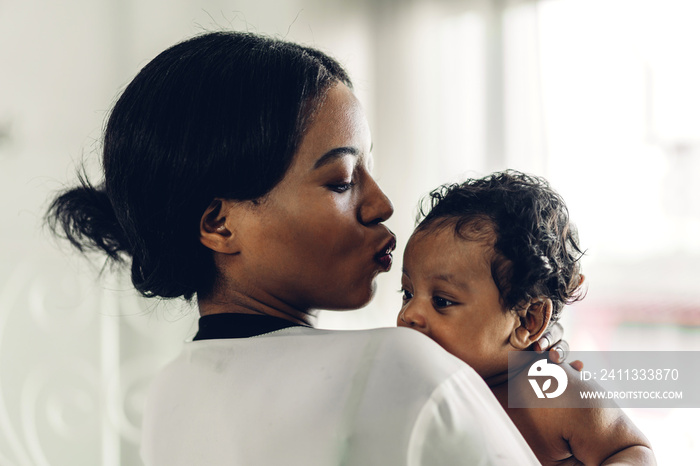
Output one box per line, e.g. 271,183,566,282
193,313,304,341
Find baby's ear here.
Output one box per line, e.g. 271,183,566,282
509,298,553,350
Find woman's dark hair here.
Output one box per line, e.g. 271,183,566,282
47,31,352,300
415,170,584,323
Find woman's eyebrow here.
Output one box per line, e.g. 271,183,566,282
313,147,360,169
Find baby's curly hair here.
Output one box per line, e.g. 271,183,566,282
415,170,585,323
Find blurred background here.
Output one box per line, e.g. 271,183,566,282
1,0,698,464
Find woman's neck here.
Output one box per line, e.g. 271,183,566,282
197,289,318,327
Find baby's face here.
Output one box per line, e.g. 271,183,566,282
397,226,519,380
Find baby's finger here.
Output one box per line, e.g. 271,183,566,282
534,322,563,353
547,339,569,364
569,360,584,372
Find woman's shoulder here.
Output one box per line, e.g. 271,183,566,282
368,326,461,358
185,326,476,390
325,326,474,382
317,326,457,356
317,325,442,345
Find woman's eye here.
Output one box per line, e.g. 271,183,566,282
399,288,413,302
327,182,355,193
433,296,455,308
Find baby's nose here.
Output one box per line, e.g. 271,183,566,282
399,303,427,329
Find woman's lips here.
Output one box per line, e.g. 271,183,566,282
375,236,397,271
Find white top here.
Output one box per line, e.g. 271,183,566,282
141,326,539,465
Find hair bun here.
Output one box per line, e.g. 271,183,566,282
47,176,131,261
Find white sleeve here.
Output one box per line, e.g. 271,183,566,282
407,369,540,466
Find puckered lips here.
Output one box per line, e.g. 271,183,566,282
374,235,397,272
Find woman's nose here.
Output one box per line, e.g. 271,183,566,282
359,174,394,225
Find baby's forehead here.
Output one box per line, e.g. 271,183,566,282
403,220,500,285
405,220,499,272
412,216,498,246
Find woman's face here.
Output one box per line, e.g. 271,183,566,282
229,83,395,313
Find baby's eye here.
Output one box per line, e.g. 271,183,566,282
399,288,413,302
432,296,455,309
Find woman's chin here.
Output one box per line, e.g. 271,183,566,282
324,283,376,312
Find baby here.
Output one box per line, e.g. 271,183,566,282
397,171,655,465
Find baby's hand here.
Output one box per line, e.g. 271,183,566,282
534,322,583,370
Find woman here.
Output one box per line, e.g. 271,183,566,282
48,31,548,465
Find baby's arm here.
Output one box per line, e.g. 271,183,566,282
564,408,654,465
600,446,655,465
561,370,655,465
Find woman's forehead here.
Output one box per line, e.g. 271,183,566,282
293,83,372,169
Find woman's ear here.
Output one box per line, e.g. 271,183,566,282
199,199,240,254
509,298,553,350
